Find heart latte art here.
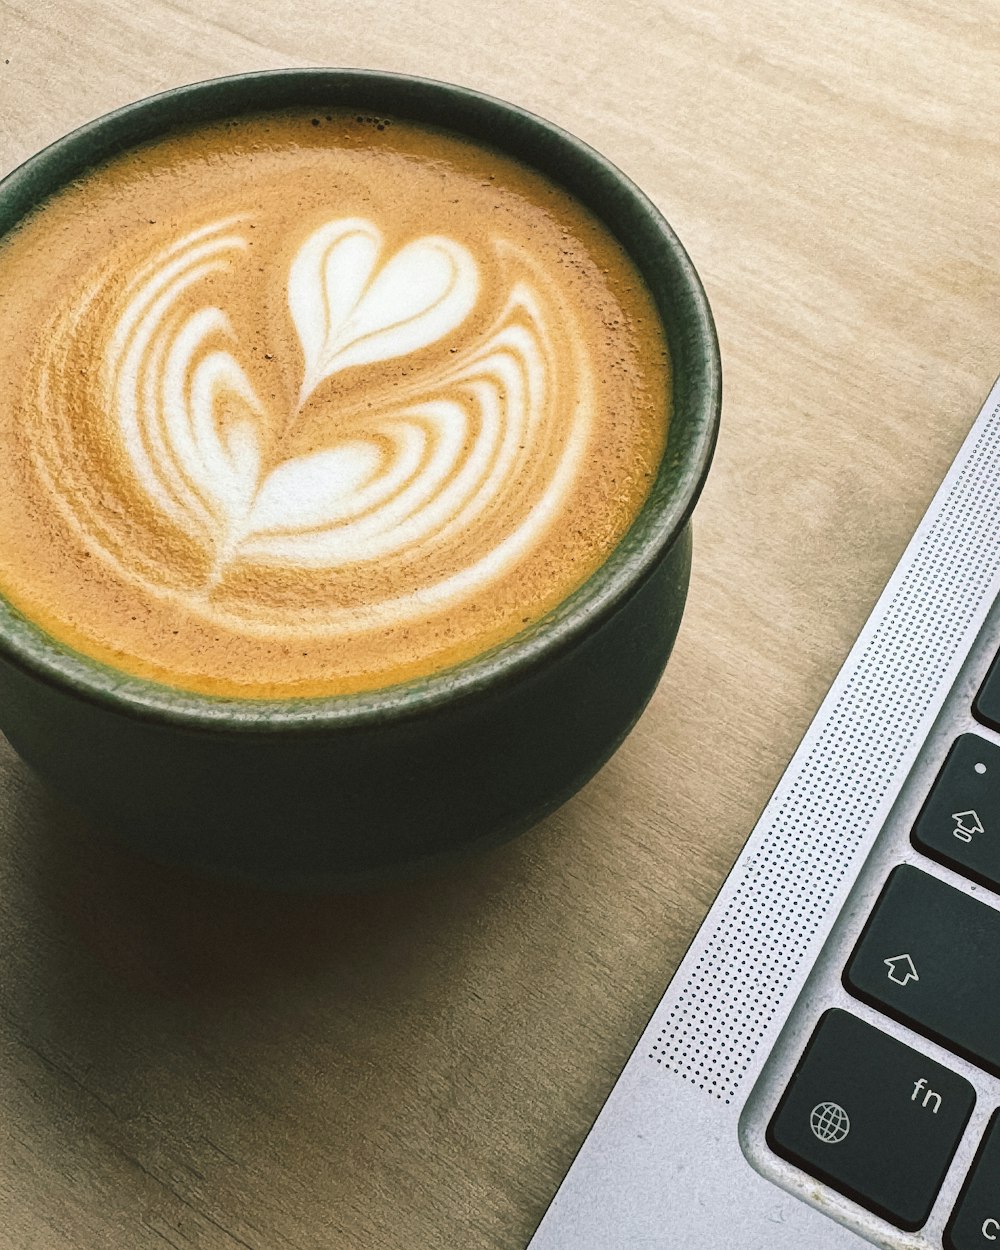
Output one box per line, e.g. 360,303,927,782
41,213,587,636
0,112,668,696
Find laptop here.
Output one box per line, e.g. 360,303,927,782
527,375,1000,1249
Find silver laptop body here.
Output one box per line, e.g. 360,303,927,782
528,376,1000,1249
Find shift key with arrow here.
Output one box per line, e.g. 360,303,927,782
845,865,1000,1076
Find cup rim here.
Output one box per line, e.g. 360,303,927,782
0,67,721,733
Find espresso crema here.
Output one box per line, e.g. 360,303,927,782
0,111,669,697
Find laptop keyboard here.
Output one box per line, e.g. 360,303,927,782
526,380,1000,1250
767,660,1000,1242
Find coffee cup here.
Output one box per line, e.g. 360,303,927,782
0,70,720,887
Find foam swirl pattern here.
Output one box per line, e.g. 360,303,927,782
0,113,668,696
33,215,592,636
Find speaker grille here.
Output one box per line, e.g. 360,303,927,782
648,390,1000,1103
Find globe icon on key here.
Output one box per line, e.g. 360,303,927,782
809,1101,850,1143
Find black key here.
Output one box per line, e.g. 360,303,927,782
974,651,1000,731
947,1110,1000,1250
845,865,1000,1075
767,1009,974,1230
913,735,1000,892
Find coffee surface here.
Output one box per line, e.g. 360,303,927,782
0,111,669,697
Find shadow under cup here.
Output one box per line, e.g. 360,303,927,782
0,70,721,889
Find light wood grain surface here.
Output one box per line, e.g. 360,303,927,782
2,3,999,1248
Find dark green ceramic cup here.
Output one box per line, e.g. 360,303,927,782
0,70,720,888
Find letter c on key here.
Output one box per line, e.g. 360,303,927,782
983,1217,1000,1240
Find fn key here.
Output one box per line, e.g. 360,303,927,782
768,1010,974,1230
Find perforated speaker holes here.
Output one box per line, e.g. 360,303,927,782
648,397,1000,1102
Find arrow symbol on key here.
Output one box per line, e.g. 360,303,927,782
952,810,985,841
884,954,919,986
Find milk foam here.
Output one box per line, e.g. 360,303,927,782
36,214,592,635
0,111,668,697
290,218,478,402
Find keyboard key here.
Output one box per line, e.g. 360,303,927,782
767,1009,974,1230
912,735,1000,892
974,651,1000,732
947,1111,1000,1250
845,866,1000,1075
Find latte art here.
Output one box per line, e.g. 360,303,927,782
0,112,667,696
36,210,590,635
290,218,478,401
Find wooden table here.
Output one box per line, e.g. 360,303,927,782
1,3,998,1247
